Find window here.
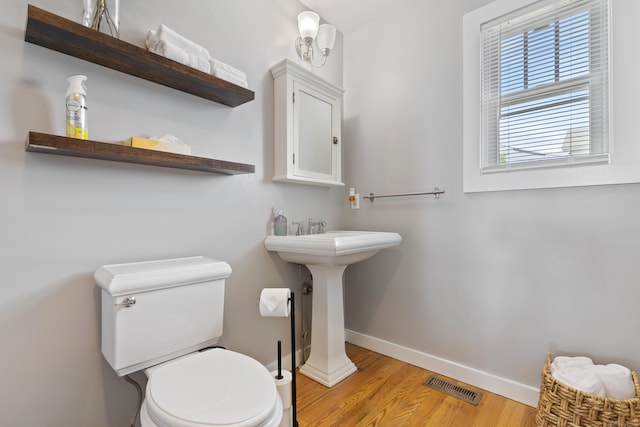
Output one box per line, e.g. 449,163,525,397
464,0,640,193
481,0,609,172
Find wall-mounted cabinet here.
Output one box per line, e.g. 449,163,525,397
271,59,344,187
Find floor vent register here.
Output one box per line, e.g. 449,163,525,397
423,375,482,405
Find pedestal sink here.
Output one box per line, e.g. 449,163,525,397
264,231,402,387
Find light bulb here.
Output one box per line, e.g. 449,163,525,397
298,11,319,40
317,24,336,52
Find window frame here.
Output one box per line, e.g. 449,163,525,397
481,0,609,172
462,0,622,193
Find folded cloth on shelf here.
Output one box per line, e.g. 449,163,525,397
152,24,211,60
552,366,606,397
594,364,637,400
144,24,249,86
146,36,211,74
209,58,247,82
211,67,248,88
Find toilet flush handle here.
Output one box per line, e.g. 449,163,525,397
114,296,136,308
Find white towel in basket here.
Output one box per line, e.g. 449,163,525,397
594,364,636,400
552,366,606,397
551,356,594,373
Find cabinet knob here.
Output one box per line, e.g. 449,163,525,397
333,137,339,145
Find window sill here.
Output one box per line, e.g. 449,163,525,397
481,154,610,174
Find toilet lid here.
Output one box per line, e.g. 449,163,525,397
146,349,279,427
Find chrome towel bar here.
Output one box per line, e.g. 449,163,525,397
363,187,444,202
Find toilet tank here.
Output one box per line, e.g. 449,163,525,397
95,256,232,376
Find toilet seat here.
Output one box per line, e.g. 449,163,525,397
142,349,282,427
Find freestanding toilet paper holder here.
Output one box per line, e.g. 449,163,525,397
262,289,298,427
288,292,298,427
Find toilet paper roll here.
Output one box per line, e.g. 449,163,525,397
271,370,293,409
280,407,292,427
259,288,291,317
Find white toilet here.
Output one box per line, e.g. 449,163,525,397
95,256,283,427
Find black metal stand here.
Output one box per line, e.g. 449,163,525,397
289,292,298,427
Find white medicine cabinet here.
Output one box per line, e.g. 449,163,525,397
271,59,344,186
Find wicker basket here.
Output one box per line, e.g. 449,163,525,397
537,354,640,427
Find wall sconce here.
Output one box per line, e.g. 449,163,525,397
295,11,336,68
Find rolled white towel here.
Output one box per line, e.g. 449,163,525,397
148,39,211,74
551,356,594,374
552,366,606,397
594,364,637,400
209,58,247,82
155,24,210,60
211,68,248,88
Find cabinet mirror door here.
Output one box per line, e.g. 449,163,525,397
293,81,338,182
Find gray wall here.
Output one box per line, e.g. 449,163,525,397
0,0,344,425
3,0,639,424
343,0,640,397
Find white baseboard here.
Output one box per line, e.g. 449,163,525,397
345,329,539,407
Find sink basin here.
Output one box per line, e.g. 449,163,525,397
264,231,402,267
264,230,402,387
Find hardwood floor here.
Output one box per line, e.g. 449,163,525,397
295,343,537,427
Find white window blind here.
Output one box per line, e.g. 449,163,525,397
480,0,609,172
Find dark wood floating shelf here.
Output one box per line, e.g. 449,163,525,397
26,132,255,175
24,4,254,107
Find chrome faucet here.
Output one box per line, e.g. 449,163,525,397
307,218,327,234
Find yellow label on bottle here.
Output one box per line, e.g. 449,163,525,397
66,93,88,140
66,122,89,139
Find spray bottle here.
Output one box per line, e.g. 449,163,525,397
65,75,88,140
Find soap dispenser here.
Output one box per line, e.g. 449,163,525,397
274,210,288,236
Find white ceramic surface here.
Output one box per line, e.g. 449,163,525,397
264,231,402,386
264,230,402,266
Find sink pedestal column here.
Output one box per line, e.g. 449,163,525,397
299,264,357,387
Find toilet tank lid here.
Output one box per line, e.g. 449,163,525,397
94,256,232,296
